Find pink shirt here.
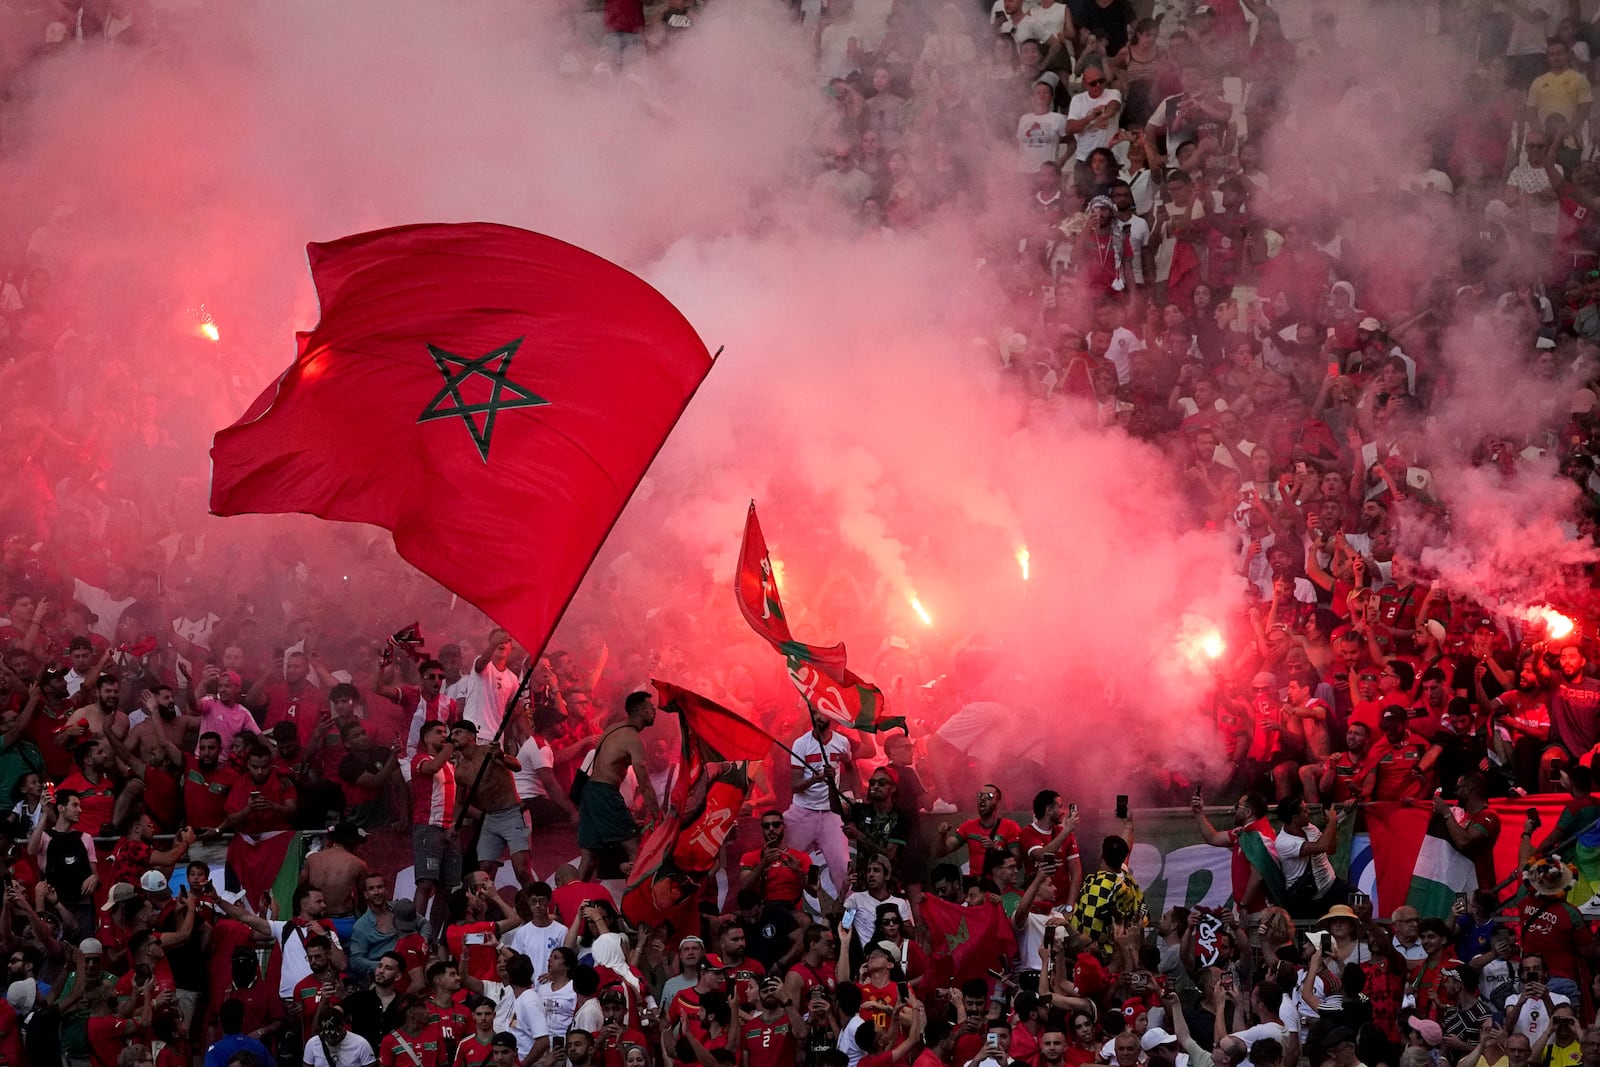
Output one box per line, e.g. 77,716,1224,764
196,696,258,752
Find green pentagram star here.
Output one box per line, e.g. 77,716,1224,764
417,337,549,462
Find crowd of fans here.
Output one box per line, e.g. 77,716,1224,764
3,0,1600,1067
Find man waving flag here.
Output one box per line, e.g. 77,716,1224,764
210,223,714,658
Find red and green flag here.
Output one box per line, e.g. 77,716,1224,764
737,502,902,733
1232,816,1287,906
652,679,777,811
918,894,1017,990
737,502,848,674
624,681,763,936
1364,801,1478,916
210,223,714,660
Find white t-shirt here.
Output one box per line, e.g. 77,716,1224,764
514,737,555,800
1105,325,1146,383
303,1033,375,1067
462,661,519,737
504,920,569,979
839,1016,868,1067
1512,990,1571,1044
1276,825,1336,895
539,978,579,1041
572,996,602,1038
1066,88,1124,160
1232,1021,1288,1067
65,668,90,698
72,578,134,642
1116,215,1151,284
1017,110,1070,172
511,986,549,1057
788,731,854,811
1024,1,1069,38
841,891,913,948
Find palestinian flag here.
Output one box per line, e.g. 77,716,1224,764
1232,816,1287,907
918,895,1017,990
736,502,848,674
227,830,304,913
1365,801,1477,916
1563,818,1600,916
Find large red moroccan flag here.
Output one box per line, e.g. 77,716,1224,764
210,223,713,657
918,895,1017,991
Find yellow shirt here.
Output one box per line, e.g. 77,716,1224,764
1527,69,1594,124
1546,1040,1582,1067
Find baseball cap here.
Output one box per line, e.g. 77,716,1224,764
703,954,727,970
100,883,138,912
1358,317,1383,332
78,938,104,956
600,989,627,1006
1410,1019,1443,1047
491,1034,519,1051
1141,1030,1179,1052
139,871,169,894
1380,705,1408,722
679,936,705,947
868,941,897,959
392,899,422,934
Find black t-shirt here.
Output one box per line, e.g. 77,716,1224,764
1078,0,1134,54
747,905,800,972
44,830,92,903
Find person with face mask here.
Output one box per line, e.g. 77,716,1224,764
305,1005,377,1067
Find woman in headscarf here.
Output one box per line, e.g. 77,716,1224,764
590,930,646,1029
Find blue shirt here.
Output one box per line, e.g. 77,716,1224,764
205,1033,271,1067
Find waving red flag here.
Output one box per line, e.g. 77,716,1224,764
918,895,1018,988
736,502,847,675
652,678,778,810
210,223,713,657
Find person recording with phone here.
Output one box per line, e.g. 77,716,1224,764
1018,791,1082,916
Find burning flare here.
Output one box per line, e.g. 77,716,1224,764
909,596,933,627
1015,546,1030,581
1199,630,1226,659
200,321,220,343
1526,605,1575,640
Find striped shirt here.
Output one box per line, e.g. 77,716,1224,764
411,751,456,828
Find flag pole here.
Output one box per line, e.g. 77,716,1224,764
451,339,724,841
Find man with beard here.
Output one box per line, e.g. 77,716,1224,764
783,926,839,1008
222,743,298,836
183,732,239,866
107,690,190,831
844,768,906,870
107,813,193,889
1191,792,1278,918
345,952,408,1049
60,675,130,746
59,739,129,835
740,811,813,913
251,650,329,749
189,667,257,753
1483,656,1552,791
1360,706,1440,801
742,976,807,1067
333,720,404,828
22,662,76,780
451,722,533,887
785,705,862,897
1536,641,1600,762
293,936,349,1043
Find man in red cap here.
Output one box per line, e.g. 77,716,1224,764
844,767,906,871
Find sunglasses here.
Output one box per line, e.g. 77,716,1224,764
761,822,783,829
1084,78,1105,86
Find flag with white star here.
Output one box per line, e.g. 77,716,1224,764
210,222,714,658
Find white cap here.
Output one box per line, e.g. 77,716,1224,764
1141,1029,1179,1052
139,870,169,894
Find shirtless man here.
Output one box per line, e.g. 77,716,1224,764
576,690,660,881
127,687,200,764
57,675,130,747
450,721,533,886
302,822,371,917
